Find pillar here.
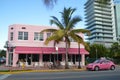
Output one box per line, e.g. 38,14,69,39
39,54,43,66
81,54,85,67
12,52,18,67
6,50,9,66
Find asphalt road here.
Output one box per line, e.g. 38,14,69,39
1,67,120,80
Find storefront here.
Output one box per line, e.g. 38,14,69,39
12,46,89,67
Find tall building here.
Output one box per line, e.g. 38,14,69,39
114,3,120,43
84,0,116,47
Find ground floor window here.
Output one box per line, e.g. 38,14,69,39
43,54,62,62
19,54,39,65
18,54,81,65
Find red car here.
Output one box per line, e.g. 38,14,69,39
86,58,115,71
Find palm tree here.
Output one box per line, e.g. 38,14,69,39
42,0,57,8
41,7,90,69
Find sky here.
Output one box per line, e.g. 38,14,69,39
0,0,87,50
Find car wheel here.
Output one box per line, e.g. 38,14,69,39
94,66,99,71
110,65,115,70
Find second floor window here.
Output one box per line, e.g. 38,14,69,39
18,32,28,40
34,32,44,41
10,32,13,41
47,32,52,38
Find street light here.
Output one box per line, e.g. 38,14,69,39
78,43,81,69
55,46,58,61
96,48,97,60
4,41,15,66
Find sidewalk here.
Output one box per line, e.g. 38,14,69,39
0,65,86,74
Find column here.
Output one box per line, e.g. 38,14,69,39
6,50,9,66
39,54,43,66
81,54,85,67
12,52,18,67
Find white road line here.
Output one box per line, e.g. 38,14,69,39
0,74,11,80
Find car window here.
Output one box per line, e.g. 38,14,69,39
94,60,101,63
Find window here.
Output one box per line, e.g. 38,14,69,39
10,32,13,41
24,32,28,40
47,32,51,38
34,32,44,41
39,33,43,41
69,37,75,42
18,32,28,40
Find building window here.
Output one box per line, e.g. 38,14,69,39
34,32,44,41
40,33,44,41
69,37,75,42
22,27,26,29
10,32,13,41
18,32,28,40
11,27,13,30
47,32,52,38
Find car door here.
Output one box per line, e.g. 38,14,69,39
99,61,108,69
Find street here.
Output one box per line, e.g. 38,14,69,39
0,67,120,80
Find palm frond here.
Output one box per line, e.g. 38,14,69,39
60,7,76,27
50,16,64,29
67,16,81,30
40,29,57,33
45,36,56,45
43,0,57,8
84,42,90,51
53,29,65,38
69,32,84,44
71,29,90,35
45,29,65,45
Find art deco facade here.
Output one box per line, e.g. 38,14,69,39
5,24,88,67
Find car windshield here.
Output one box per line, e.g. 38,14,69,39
93,59,101,63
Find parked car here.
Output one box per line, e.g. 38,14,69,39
86,58,115,71
0,58,6,63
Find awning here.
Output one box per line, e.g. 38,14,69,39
68,48,89,54
15,46,42,54
15,46,89,55
42,47,56,54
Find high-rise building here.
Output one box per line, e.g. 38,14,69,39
114,3,120,43
84,0,116,47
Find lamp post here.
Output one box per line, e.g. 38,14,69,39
55,46,58,61
78,43,81,69
4,41,15,66
96,48,97,60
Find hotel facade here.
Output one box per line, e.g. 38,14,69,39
5,24,89,67
85,0,116,47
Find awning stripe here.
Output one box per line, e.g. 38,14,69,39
15,46,89,54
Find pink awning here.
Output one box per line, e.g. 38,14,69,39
15,46,89,55
42,47,56,54
68,48,89,54
15,46,42,54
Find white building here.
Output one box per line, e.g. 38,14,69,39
85,0,116,47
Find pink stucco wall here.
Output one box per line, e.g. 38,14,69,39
8,24,85,48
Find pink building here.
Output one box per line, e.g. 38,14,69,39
5,24,89,67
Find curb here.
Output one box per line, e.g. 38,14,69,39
0,68,86,74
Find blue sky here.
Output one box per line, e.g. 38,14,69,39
0,0,87,49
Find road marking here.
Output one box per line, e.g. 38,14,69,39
0,74,11,80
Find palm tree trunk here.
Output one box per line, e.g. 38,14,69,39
65,41,69,69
